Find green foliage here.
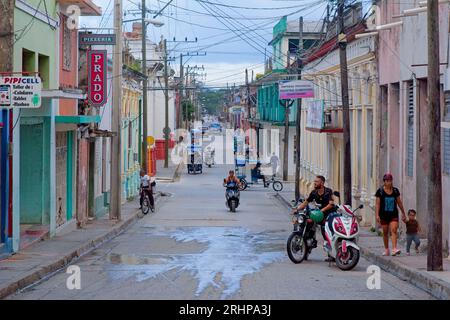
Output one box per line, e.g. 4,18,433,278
182,100,195,121
198,89,226,115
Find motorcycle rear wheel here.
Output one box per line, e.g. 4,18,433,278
336,246,360,271
287,233,307,264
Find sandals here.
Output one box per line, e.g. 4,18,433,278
391,249,401,256
382,250,390,256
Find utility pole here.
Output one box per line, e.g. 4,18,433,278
295,16,304,202
427,0,443,271
283,101,290,181
163,38,169,168
179,54,184,129
281,99,294,181
338,0,352,205
141,0,148,172
110,0,123,220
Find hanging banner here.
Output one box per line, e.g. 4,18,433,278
306,100,325,129
279,80,314,100
0,76,42,109
87,50,107,107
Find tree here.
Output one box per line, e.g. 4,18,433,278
182,100,195,121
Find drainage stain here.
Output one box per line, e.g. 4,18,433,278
107,227,285,298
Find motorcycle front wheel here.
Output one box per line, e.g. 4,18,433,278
230,200,236,212
287,233,307,264
336,246,360,271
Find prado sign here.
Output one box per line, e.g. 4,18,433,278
87,50,107,107
0,76,42,109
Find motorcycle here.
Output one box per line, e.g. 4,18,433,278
323,191,363,271
286,200,320,264
224,179,240,212
287,191,364,271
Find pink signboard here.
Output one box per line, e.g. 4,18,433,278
279,80,315,100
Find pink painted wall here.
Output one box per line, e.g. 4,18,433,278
377,0,401,86
59,14,78,116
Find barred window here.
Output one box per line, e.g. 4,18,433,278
406,81,414,177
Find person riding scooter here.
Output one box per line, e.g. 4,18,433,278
224,170,241,187
292,175,336,261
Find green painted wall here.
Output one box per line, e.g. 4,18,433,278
19,117,52,224
257,83,298,124
20,121,43,223
13,2,57,90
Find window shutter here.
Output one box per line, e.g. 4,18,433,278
407,82,414,177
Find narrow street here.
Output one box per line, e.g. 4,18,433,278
8,160,432,300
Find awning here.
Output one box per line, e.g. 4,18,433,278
306,127,343,133
55,115,100,124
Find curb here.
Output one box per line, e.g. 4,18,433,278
360,246,450,300
0,194,162,299
273,192,450,300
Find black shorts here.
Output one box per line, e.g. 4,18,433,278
380,215,399,226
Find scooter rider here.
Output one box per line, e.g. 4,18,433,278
224,170,241,187
292,175,336,261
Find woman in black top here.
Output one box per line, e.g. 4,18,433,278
375,173,407,256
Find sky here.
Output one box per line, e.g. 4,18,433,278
80,0,333,87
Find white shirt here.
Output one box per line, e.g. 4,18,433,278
141,175,151,187
270,155,279,166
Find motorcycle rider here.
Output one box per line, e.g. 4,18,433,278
224,170,241,187
292,175,336,261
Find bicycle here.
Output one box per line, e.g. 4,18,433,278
240,175,283,192
140,185,155,214
264,175,284,192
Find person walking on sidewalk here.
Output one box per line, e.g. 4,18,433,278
269,152,279,177
405,209,421,255
375,173,407,256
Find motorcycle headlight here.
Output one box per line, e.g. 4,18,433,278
297,215,304,224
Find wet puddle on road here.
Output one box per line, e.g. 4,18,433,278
107,227,285,298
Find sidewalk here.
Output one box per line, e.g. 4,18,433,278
275,192,450,300
0,162,180,299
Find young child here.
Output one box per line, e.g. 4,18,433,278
405,209,421,255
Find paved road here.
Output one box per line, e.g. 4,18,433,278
8,161,433,299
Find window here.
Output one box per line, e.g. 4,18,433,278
445,91,450,122
406,81,414,177
444,128,450,174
